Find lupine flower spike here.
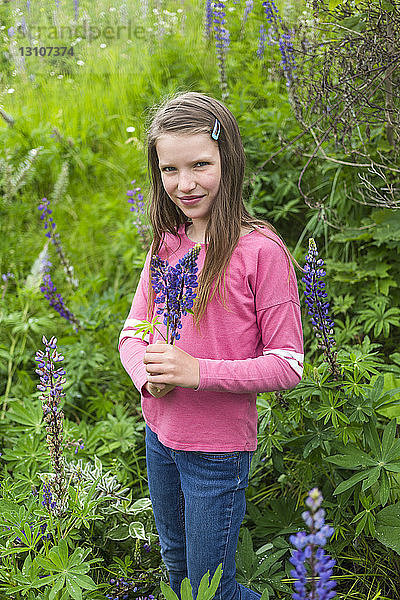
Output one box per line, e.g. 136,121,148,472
38,198,78,289
41,256,80,332
34,336,68,517
240,0,253,39
74,0,79,22
150,244,201,345
257,24,267,60
128,243,202,348
289,488,337,600
126,180,151,249
302,239,340,379
262,0,296,86
204,0,213,40
212,1,230,100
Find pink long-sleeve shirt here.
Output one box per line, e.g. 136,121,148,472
119,223,303,452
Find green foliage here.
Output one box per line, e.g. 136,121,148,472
375,501,400,555
235,528,290,598
1,0,400,599
326,418,400,504
160,563,223,600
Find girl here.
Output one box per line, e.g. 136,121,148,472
119,92,303,600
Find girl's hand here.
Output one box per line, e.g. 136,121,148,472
143,339,200,389
145,381,177,398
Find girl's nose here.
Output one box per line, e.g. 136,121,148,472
177,172,196,192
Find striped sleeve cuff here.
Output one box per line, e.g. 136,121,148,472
118,317,150,349
262,348,304,379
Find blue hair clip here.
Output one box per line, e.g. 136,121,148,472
211,118,221,141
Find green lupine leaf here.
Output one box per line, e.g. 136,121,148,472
180,577,193,600
71,574,98,590
383,463,400,473
361,466,381,492
384,439,400,463
382,419,397,454
67,576,82,600
367,512,377,537
61,588,70,600
160,580,179,600
239,527,254,577
260,588,270,600
350,510,365,524
58,538,69,566
363,421,381,456
325,447,376,469
379,469,391,506
34,556,54,571
355,512,368,537
202,563,223,600
333,470,370,495
49,575,65,600
47,548,64,570
374,501,400,554
253,549,287,578
6,402,43,429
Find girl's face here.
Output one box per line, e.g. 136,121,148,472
156,133,221,230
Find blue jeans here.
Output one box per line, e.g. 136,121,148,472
145,423,261,600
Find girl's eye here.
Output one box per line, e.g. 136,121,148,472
162,162,209,172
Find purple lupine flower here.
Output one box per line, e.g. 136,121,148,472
106,576,138,600
257,24,267,60
38,198,78,288
240,0,253,40
40,258,80,331
150,244,201,345
74,439,85,454
213,1,230,51
126,179,151,248
38,198,56,239
302,239,339,376
64,436,85,454
243,0,253,26
1,272,14,283
212,1,230,100
289,488,337,600
42,478,57,511
35,336,68,516
27,1,31,12
74,0,79,22
20,16,28,36
279,30,297,86
261,0,296,85
8,27,15,37
205,0,213,39
262,0,282,28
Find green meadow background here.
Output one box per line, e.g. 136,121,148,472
1,1,400,599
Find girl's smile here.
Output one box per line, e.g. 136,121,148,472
156,133,221,240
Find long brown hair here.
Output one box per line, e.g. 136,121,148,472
144,91,299,337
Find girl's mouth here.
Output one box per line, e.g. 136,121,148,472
180,195,204,205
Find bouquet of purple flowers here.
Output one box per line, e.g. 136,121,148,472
131,243,202,345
